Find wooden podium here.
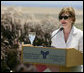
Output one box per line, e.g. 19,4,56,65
21,44,83,72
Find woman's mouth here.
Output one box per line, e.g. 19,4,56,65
62,22,67,25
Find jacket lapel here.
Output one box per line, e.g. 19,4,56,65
66,26,77,47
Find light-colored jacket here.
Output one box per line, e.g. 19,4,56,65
51,26,83,72
51,26,83,53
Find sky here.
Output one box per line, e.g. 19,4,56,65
1,1,83,9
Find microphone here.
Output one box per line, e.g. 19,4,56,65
60,27,64,31
51,26,64,39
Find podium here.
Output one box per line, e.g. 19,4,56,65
21,44,83,72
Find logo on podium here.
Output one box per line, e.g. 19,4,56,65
41,51,49,59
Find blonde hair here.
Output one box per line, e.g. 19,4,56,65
59,7,76,25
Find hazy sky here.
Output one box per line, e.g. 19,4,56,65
1,1,83,9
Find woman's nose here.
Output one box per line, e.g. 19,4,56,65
61,18,65,20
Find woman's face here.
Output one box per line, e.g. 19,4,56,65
59,13,72,29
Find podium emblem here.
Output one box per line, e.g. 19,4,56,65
41,51,49,59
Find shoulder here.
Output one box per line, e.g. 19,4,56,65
73,26,83,36
73,26,83,40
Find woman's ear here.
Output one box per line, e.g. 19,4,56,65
71,21,73,24
71,17,75,24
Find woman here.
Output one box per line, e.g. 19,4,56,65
50,7,83,72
